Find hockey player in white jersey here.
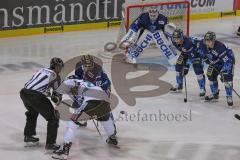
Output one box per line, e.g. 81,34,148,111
120,6,177,64
52,78,117,160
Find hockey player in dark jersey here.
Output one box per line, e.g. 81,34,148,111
74,55,112,126
75,55,111,92
120,6,175,63
20,57,64,151
199,31,235,107
170,29,206,97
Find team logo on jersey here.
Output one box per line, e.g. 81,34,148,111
149,25,157,33
158,21,165,25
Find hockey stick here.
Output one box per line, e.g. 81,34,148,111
61,101,103,138
61,101,73,108
92,119,103,139
232,88,240,99
184,75,188,103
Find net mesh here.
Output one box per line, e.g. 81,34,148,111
116,0,190,45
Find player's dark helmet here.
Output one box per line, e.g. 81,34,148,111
172,29,184,40
204,31,216,41
81,55,94,71
50,57,64,69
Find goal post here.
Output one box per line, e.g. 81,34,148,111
102,0,190,58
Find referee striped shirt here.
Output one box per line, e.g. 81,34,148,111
24,68,58,93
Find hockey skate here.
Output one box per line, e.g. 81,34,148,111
205,90,219,102
125,56,137,64
24,136,39,147
45,143,60,154
52,142,72,160
170,84,183,93
199,88,206,98
237,27,240,36
227,96,233,107
106,135,119,148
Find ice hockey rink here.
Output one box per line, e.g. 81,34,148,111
0,17,240,160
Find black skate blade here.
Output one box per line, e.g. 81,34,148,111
204,99,218,103
24,142,39,148
107,143,121,149
45,150,55,155
52,155,68,160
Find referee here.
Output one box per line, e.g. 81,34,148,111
20,57,64,152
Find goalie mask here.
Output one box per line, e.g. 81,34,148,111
148,6,158,21
81,55,94,72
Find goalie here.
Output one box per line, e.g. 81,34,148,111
120,6,176,64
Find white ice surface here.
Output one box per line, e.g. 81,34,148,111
0,17,240,160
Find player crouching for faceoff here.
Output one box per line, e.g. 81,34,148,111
200,31,235,107
74,55,112,127
52,78,117,160
120,6,175,64
20,58,64,152
170,29,206,97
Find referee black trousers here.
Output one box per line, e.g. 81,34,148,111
20,88,59,145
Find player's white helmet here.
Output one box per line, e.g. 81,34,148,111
148,6,158,21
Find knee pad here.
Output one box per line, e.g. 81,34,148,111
221,73,233,82
196,74,204,80
224,81,233,88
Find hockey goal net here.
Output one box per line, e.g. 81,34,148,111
116,0,190,46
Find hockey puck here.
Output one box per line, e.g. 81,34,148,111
184,98,187,103
234,114,240,120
